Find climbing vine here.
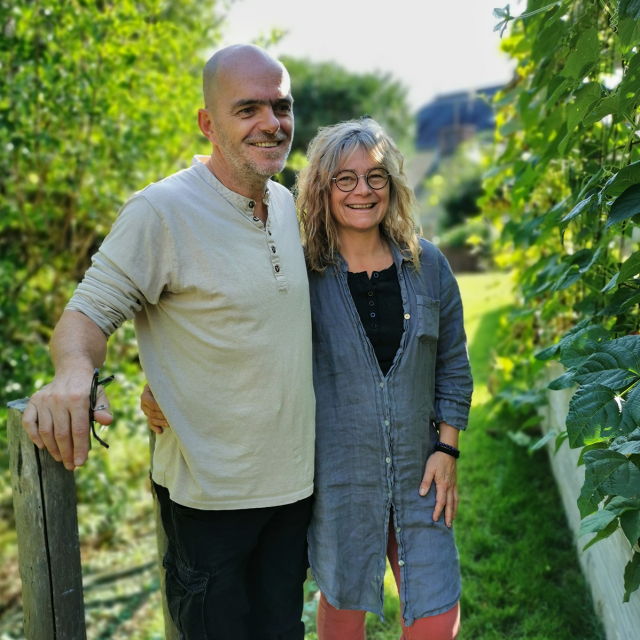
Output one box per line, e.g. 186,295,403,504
485,0,640,600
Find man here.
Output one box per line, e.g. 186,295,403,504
22,45,316,640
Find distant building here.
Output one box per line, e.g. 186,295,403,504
416,85,501,156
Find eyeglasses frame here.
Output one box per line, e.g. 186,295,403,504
331,168,393,192
89,368,114,450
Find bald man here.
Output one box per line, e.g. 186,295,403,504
22,45,315,639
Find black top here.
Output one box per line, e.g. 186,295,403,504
347,263,404,376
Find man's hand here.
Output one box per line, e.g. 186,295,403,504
22,367,113,470
140,384,170,434
419,452,458,529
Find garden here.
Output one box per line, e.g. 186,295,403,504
1,0,640,638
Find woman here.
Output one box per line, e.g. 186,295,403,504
142,118,472,640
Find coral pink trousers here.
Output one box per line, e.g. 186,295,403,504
316,519,460,640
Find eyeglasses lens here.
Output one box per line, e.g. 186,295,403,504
334,170,389,192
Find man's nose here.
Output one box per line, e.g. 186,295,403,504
258,107,281,134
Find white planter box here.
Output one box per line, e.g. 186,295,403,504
538,362,640,640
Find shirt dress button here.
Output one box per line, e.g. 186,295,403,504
253,216,260,222
368,291,374,296
369,301,375,306
384,420,389,426
386,457,391,464
274,265,280,273
249,201,255,209
380,382,384,388
396,527,401,533
398,560,405,567
370,312,376,318
404,313,410,320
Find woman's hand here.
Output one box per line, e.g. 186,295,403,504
140,383,170,434
419,451,458,529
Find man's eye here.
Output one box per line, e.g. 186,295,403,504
276,104,292,113
239,107,255,115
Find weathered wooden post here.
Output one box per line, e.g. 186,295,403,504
7,398,86,640
7,399,180,640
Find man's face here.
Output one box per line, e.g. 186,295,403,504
208,63,293,180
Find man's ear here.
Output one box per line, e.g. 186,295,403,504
198,109,217,145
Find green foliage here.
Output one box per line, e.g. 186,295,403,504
0,0,219,406
279,56,412,181
485,0,640,599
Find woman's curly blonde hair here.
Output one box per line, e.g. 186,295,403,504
296,117,421,273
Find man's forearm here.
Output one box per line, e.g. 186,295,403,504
51,310,108,374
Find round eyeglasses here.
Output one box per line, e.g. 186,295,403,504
331,168,391,192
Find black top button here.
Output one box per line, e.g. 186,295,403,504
368,291,374,296
373,272,379,278
370,312,376,318
369,300,375,306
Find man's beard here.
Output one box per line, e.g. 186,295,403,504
218,129,292,180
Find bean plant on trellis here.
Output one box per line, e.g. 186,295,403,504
484,0,640,601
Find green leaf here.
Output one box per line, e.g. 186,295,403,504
602,272,619,293
579,449,640,517
612,427,640,455
583,93,620,127
579,508,617,537
617,18,640,52
560,325,610,369
555,430,570,453
562,194,595,222
573,335,640,388
619,0,640,20
620,508,640,546
561,28,600,80
567,83,602,131
623,551,640,602
618,52,640,118
578,441,610,466
582,518,619,550
529,430,557,452
535,343,561,361
546,75,573,106
548,369,577,390
567,384,636,447
608,185,640,229
601,160,640,198
618,248,640,282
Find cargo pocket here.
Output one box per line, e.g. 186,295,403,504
415,295,440,344
163,551,209,640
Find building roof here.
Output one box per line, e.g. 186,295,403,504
416,85,501,150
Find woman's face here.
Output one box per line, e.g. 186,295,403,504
329,147,390,235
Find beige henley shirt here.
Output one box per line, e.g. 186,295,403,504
67,156,315,509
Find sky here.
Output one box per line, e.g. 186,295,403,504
218,0,518,112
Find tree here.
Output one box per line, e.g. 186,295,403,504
0,0,222,407
277,57,412,187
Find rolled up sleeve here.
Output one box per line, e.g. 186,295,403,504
434,252,473,429
66,194,174,336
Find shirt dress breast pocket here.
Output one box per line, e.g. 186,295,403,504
415,294,440,345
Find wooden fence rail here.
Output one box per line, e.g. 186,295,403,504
6,399,180,640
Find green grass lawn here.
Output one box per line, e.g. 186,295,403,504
305,272,604,640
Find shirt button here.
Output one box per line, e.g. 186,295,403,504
398,560,405,567
368,291,374,297
369,301,375,306
249,201,255,209
253,216,260,222
370,312,376,318
373,272,379,278
384,420,389,426
396,527,401,533
404,313,410,320
380,382,384,388
372,324,378,329
271,246,276,253
274,265,280,273
386,457,391,464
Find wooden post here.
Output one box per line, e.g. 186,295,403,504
7,398,86,640
149,431,181,640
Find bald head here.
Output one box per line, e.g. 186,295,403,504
203,44,288,111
